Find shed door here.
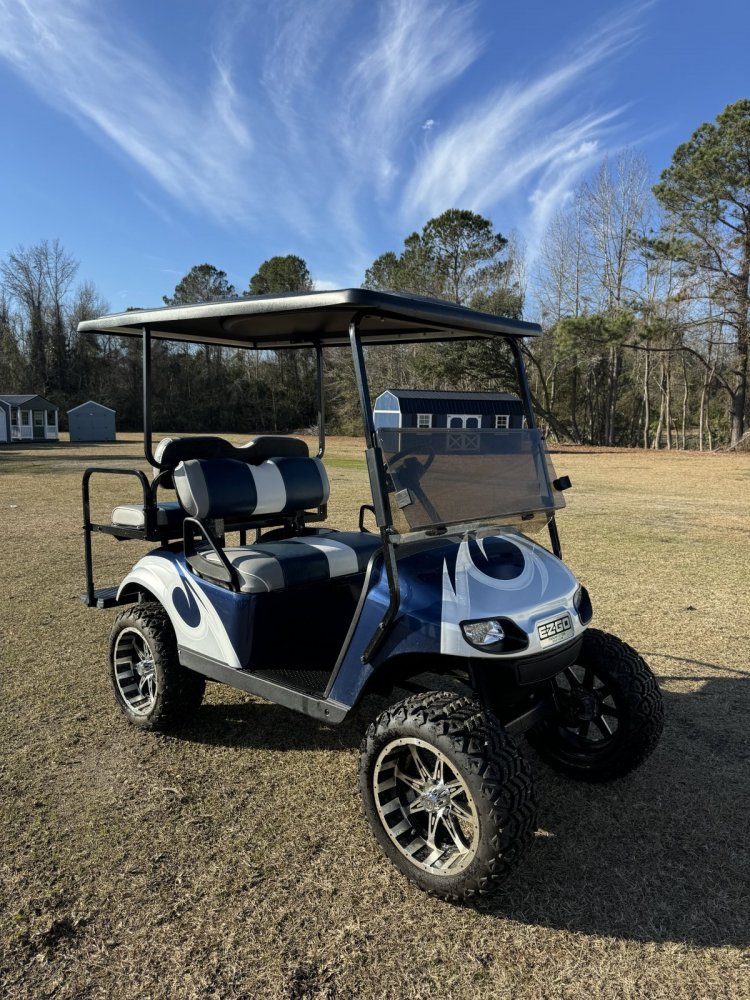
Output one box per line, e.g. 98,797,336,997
447,414,481,429
73,411,110,440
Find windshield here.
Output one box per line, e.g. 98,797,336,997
377,427,564,535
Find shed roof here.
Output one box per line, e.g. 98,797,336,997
67,400,116,414
376,389,524,416
78,289,541,350
382,390,520,401
0,394,57,408
0,394,35,405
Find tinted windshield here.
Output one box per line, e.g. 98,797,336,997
378,427,564,534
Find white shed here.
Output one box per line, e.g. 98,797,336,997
0,394,59,442
67,401,117,442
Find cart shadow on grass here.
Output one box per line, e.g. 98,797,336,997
180,659,749,950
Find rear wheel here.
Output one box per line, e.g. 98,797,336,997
528,628,664,781
359,691,536,900
108,602,205,731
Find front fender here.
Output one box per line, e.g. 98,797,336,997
328,529,590,707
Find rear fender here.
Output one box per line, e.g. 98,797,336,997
116,550,245,668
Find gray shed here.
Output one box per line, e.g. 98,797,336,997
67,400,117,442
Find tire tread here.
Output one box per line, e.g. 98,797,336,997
109,602,205,731
528,627,664,781
360,690,537,900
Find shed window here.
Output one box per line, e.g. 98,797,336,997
417,413,432,428
21,411,30,426
495,414,509,429
47,410,57,425
10,408,18,425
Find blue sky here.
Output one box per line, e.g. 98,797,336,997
0,0,747,314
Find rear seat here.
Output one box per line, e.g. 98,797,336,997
153,434,309,488
110,434,310,537
174,455,330,519
173,456,381,592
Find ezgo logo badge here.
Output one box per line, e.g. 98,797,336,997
537,613,572,645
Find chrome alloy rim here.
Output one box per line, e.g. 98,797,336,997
113,628,157,715
373,738,480,876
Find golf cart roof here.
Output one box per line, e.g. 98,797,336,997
77,288,540,350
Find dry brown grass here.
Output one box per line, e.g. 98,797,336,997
1,435,748,1000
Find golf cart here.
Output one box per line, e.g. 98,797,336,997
79,289,664,900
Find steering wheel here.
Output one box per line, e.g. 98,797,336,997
384,448,436,483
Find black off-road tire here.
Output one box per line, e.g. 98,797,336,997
108,602,205,731
527,628,664,782
359,691,537,901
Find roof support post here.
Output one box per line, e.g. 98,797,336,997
508,336,562,558
315,344,325,458
349,316,400,663
142,325,158,468
349,316,391,526
141,325,160,533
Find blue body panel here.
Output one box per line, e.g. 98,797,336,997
326,554,443,705
327,541,470,705
121,528,585,715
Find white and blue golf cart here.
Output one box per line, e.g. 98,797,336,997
79,290,664,900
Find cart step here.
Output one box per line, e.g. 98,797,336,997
80,586,136,609
251,667,332,697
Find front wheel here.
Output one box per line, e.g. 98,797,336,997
527,628,664,781
359,691,537,900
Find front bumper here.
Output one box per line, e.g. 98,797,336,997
469,634,584,716
513,634,583,686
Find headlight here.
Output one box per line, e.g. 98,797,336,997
461,619,506,648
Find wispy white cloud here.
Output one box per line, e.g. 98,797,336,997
403,6,645,231
0,0,254,221
0,0,649,286
339,0,481,192
525,139,604,265
312,278,339,291
261,0,352,135
136,191,179,230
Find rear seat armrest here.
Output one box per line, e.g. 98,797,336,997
183,516,240,591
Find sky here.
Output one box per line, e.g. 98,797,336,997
0,0,748,315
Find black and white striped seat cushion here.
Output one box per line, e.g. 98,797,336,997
199,531,382,593
174,456,329,519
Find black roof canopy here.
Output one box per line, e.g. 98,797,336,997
77,289,540,350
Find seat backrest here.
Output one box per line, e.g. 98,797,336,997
154,435,309,489
240,435,309,463
173,456,329,520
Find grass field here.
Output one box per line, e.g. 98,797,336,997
1,435,749,1000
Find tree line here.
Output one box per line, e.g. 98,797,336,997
0,99,747,448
